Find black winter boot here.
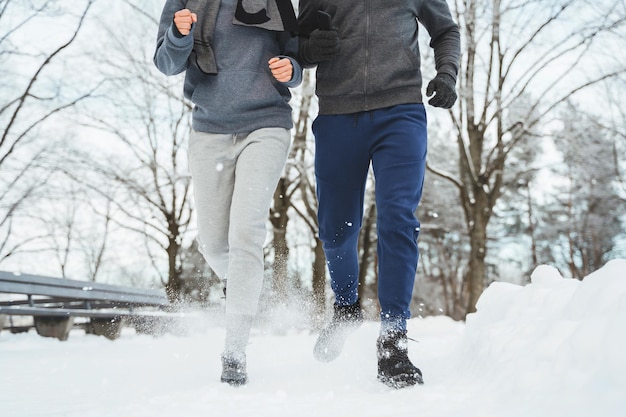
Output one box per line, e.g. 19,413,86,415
313,300,363,362
220,354,247,386
377,330,423,388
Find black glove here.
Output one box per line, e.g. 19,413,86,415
301,29,339,64
300,12,338,64
426,73,458,109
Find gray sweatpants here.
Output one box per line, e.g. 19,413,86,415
188,127,290,355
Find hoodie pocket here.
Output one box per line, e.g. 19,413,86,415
367,36,420,93
315,36,366,97
190,70,290,118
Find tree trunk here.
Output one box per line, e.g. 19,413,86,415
357,202,376,294
358,200,377,315
165,239,182,304
466,207,488,313
311,237,326,326
271,178,290,300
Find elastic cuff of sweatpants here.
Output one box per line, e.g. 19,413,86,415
224,313,255,355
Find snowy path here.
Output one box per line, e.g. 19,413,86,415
2,320,466,417
2,260,626,417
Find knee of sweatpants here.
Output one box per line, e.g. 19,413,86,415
377,215,421,242
320,221,361,252
229,222,266,253
197,237,227,270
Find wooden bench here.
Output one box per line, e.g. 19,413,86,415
0,271,180,341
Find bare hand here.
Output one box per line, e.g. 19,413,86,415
268,57,293,83
174,9,197,36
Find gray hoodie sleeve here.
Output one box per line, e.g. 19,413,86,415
278,32,303,88
154,0,194,76
418,0,461,81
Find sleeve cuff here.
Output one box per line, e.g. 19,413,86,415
280,56,303,88
166,24,194,48
437,63,458,81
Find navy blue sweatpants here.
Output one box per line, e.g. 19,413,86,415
313,104,427,333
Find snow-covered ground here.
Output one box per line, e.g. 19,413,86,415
1,259,625,417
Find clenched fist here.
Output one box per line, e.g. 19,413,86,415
268,57,293,83
174,9,197,36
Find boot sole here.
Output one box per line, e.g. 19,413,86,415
221,373,248,386
377,372,424,389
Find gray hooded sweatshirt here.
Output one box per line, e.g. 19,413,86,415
154,0,302,133
298,0,460,115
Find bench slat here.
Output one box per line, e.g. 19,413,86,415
0,271,168,306
0,306,182,318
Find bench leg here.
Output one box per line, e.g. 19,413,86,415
34,316,74,341
86,317,124,340
0,314,5,334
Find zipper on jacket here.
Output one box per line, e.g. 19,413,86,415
364,0,370,111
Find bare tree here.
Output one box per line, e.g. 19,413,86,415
79,198,112,282
601,75,626,200
535,106,626,278
429,0,626,314
58,2,194,301
0,0,98,266
270,70,328,317
356,184,380,319
26,182,108,281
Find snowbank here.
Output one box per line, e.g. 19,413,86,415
453,259,626,416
